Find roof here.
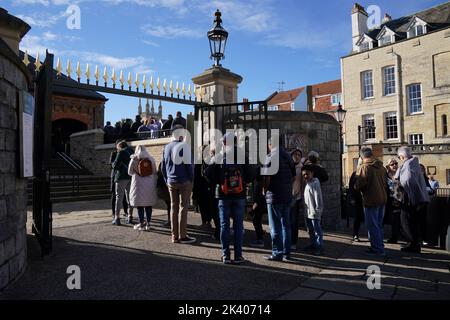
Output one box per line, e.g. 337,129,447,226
267,87,304,105
0,7,30,38
366,1,450,42
310,79,341,97
19,50,108,102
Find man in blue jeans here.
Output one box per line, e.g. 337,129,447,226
206,132,253,265
262,137,296,262
355,147,387,256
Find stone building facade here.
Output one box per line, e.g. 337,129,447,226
341,2,450,185
0,8,30,291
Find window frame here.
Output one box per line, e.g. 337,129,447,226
363,114,376,142
407,83,423,115
331,93,342,106
443,114,448,136
384,112,398,140
383,66,396,96
268,105,279,111
361,70,374,100
408,133,424,145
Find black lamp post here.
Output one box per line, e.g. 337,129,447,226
207,9,228,67
333,103,347,226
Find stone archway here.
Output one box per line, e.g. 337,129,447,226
51,118,88,156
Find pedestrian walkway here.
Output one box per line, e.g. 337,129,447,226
1,200,449,300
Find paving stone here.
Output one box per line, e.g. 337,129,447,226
277,287,324,300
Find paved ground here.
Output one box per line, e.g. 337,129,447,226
1,199,449,300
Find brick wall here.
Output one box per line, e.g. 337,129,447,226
0,52,29,291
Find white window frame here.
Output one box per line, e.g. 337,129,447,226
268,105,279,111
361,70,374,99
331,94,341,106
291,103,295,111
360,41,370,52
407,83,423,114
407,17,428,38
363,114,376,141
380,35,392,46
383,66,396,96
408,133,424,145
384,112,398,140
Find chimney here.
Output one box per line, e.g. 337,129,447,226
0,8,31,55
243,98,250,111
382,13,392,23
351,3,368,52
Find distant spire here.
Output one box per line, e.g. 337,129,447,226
145,98,150,114
138,97,142,115
151,99,155,114
158,100,163,116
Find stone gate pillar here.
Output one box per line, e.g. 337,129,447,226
192,66,242,138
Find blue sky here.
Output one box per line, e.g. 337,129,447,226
3,0,444,125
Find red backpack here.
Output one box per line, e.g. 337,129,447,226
221,166,243,195
137,158,153,177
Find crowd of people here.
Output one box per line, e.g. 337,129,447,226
103,111,187,143
108,124,440,265
348,146,440,256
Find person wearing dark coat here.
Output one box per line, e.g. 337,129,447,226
110,147,129,218
304,151,328,184
171,111,187,130
348,170,364,241
161,114,173,136
104,121,116,143
131,115,142,133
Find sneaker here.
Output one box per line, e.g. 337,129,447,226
263,255,283,262
112,219,121,226
222,256,231,264
133,223,144,231
233,256,245,265
353,236,360,242
145,224,152,231
179,236,196,244
249,240,264,248
171,236,179,243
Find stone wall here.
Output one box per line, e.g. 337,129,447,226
0,51,29,290
70,129,170,177
264,111,342,231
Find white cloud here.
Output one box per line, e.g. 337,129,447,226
12,0,50,5
43,31,57,41
264,32,334,50
142,25,203,39
141,39,160,47
16,11,67,27
20,34,58,57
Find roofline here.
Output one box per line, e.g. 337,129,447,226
52,89,109,102
341,25,450,59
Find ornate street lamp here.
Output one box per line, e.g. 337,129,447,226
207,9,228,67
333,103,348,226
333,103,347,124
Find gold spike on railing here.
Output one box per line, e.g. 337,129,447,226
76,62,81,82
142,75,147,93
135,74,140,91
127,72,132,90
119,70,124,89
103,66,108,87
23,50,30,66
150,75,154,93
34,52,42,72
94,65,99,85
176,81,180,97
65,58,71,78
85,64,90,84
188,84,192,99
182,82,186,97
111,68,117,88
56,57,62,77
157,77,160,93
169,80,174,97
163,79,167,96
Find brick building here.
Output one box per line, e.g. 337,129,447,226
341,2,450,186
267,79,342,115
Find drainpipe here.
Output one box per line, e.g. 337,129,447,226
392,52,404,145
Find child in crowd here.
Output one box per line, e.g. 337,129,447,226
302,165,324,255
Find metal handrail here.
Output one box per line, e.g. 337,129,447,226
57,152,82,170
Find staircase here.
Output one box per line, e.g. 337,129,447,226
27,153,111,205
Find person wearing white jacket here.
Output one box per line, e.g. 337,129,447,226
128,145,158,231
302,165,324,255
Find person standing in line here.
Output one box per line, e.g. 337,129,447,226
395,147,430,253
262,137,295,262
302,165,324,255
162,124,196,244
206,132,253,264
128,145,157,231
348,169,364,242
171,111,187,129
110,145,130,219
248,172,267,247
354,147,387,257
290,148,305,251
385,158,401,244
156,162,171,227
112,140,134,226
428,175,439,192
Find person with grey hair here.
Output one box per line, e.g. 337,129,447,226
395,146,430,253
354,147,387,256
